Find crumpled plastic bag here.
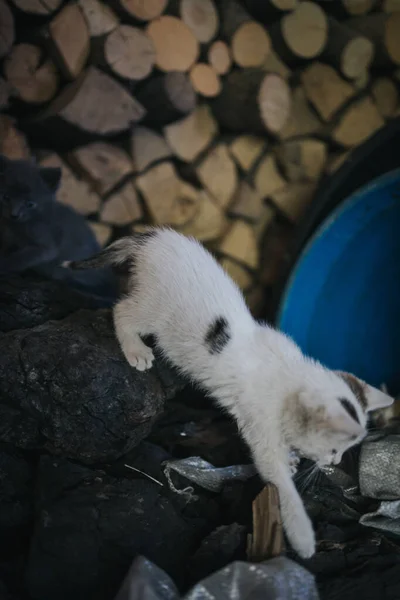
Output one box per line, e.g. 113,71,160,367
162,456,256,499
114,555,319,600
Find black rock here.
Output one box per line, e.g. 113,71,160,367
0,275,113,333
0,444,35,559
26,456,214,600
0,309,182,463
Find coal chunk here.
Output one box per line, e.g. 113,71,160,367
0,310,182,463
26,456,211,600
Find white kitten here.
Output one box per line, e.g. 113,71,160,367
64,228,393,559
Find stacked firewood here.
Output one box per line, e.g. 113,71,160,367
1,0,400,316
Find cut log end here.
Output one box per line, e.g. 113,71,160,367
232,22,271,68
105,25,155,81
190,63,221,97
282,1,328,59
48,3,90,80
181,0,219,44
258,73,291,134
120,0,168,21
147,16,199,72
208,41,232,75
342,36,374,79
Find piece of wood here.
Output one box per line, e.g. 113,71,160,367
0,0,14,59
353,69,369,90
219,220,258,269
229,135,266,171
258,218,292,285
179,0,219,43
301,62,355,122
0,77,10,110
322,17,373,79
147,15,199,72
4,44,59,104
243,0,298,24
271,1,328,63
100,181,142,225
39,153,101,215
89,222,112,247
332,96,385,148
253,204,275,242
69,142,134,196
278,87,322,140
8,0,62,15
32,67,145,137
254,154,286,199
196,143,238,210
341,0,376,15
276,138,327,183
325,150,351,175
270,181,317,222
220,257,253,290
131,126,172,173
211,69,290,135
208,40,232,75
177,190,228,241
371,77,399,119
381,0,400,11
247,484,284,562
220,0,271,68
190,63,221,97
261,48,291,79
228,180,264,222
104,25,155,82
136,71,196,126
78,0,119,37
349,13,400,67
119,0,167,20
136,161,198,226
46,3,90,80
164,104,218,162
0,116,30,160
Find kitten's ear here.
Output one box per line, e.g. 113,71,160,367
40,167,62,192
364,383,394,413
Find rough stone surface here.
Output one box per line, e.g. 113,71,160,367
26,455,215,600
0,309,182,463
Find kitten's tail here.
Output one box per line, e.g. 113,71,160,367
63,237,137,271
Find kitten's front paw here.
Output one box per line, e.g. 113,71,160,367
125,347,154,371
286,512,316,559
288,450,300,476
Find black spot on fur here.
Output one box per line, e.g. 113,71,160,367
205,317,231,354
339,398,360,424
337,371,368,410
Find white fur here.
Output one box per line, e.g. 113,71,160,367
106,228,393,558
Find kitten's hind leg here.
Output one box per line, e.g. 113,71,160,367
113,299,154,371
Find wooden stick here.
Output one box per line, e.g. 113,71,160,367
195,143,238,209
146,15,199,72
39,153,101,216
4,43,59,104
164,104,218,162
118,0,167,21
211,69,290,135
31,67,145,138
371,77,399,119
208,40,232,75
46,3,90,80
190,63,221,97
131,127,172,173
100,181,142,225
322,17,373,80
136,71,196,126
220,0,271,68
247,484,284,562
332,96,385,148
8,0,62,15
348,13,400,67
301,62,356,122
270,1,328,63
69,142,134,196
104,25,155,81
0,0,14,60
77,0,119,37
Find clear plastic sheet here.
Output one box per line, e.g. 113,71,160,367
114,556,319,600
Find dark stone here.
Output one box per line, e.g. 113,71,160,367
26,455,214,600
0,444,35,559
188,523,247,583
0,309,183,463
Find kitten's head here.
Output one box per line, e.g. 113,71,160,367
0,155,61,223
289,368,393,467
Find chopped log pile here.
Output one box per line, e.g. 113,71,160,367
1,0,400,316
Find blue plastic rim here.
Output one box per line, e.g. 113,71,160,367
277,168,400,395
